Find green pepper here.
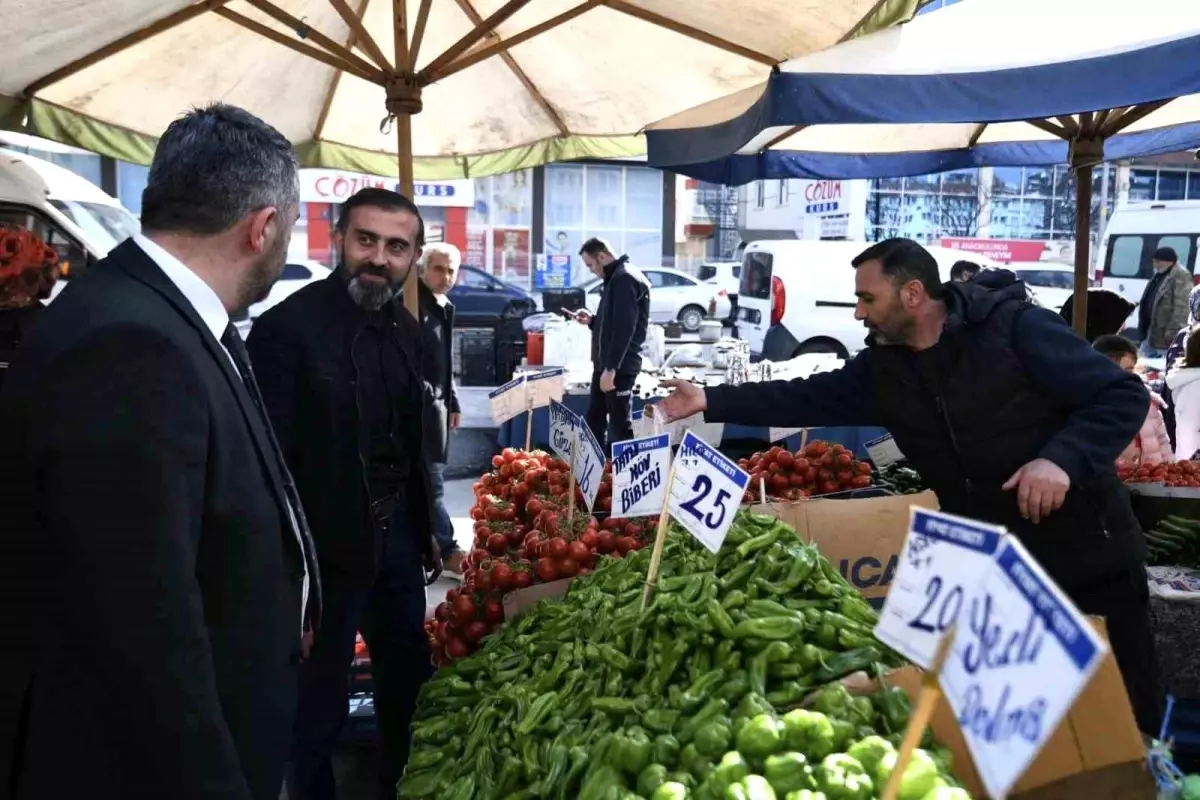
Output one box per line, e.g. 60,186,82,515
734,692,775,724
612,728,654,776
847,697,876,728
729,774,778,800
719,671,751,703
644,708,682,734
917,788,972,800
557,747,590,800
405,748,444,771
764,752,817,794
397,767,448,798
766,681,812,708
654,733,682,767
872,749,939,800
736,528,781,558
749,641,792,697
836,628,876,651
814,753,873,800
722,589,748,611
872,687,912,735
676,697,729,744
735,713,783,759
732,616,805,641
517,691,559,735
770,662,807,681
712,750,750,789
812,685,852,719
522,737,541,779
815,623,838,650
721,563,755,592
779,547,818,591
693,720,732,759
651,782,689,800
444,775,475,800
838,595,878,627
744,599,796,618
651,640,691,695
813,648,882,684
706,598,738,638
496,755,525,797
545,742,571,788
681,668,727,711
845,736,895,776
593,697,639,716
783,790,829,800
796,644,832,674
580,764,624,800
829,719,855,752
638,764,670,796
780,709,836,760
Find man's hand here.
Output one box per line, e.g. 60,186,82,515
449,412,461,431
1002,458,1070,524
573,309,593,326
599,369,616,393
649,379,707,423
445,551,465,574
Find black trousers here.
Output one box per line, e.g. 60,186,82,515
586,369,636,450
1068,564,1163,737
285,502,433,800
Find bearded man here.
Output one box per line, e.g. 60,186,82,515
247,187,439,800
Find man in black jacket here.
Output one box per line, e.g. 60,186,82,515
654,237,1162,735
418,242,463,573
0,104,317,800
247,188,438,799
576,237,650,447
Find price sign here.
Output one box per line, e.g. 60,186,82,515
768,427,804,443
940,537,1107,799
611,434,670,518
875,507,1005,669
548,400,581,462
668,431,749,553
865,432,906,469
573,422,605,511
488,375,527,425
525,368,565,408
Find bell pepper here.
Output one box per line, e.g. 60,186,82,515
781,709,836,760
644,708,682,734
829,719,855,752
727,774,779,800
847,697,876,729
845,736,895,776
734,692,775,725
580,764,624,800
719,671,751,703
638,764,670,797
677,697,729,744
872,687,913,736
764,752,817,794
712,750,750,789
611,728,653,776
654,733,681,767
651,781,689,800
693,720,732,758
917,789,972,800
812,685,852,719
735,713,783,759
783,791,828,800
872,749,939,800
814,753,873,800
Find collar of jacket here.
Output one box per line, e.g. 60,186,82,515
602,254,630,282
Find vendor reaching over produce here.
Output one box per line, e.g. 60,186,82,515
574,237,650,448
653,237,1163,735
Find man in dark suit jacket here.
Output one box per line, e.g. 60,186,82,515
247,188,438,800
0,104,318,800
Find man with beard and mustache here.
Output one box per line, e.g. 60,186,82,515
247,187,438,800
652,237,1163,737
0,104,317,800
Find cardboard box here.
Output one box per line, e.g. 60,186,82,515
884,619,1147,799
748,490,938,600
501,577,575,620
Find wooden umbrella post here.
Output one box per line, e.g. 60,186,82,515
1069,136,1102,338
390,0,421,321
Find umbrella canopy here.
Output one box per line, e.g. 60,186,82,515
644,0,1200,335
0,0,924,181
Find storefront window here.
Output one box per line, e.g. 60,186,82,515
464,170,534,288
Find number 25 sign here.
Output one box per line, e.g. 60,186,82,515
874,508,1005,669
668,431,749,553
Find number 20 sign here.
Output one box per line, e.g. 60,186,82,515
874,507,1005,669
668,431,749,553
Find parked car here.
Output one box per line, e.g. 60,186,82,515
449,265,538,326
1006,261,1075,311
699,261,742,321
582,266,731,333
736,240,996,360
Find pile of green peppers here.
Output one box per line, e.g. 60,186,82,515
400,509,969,800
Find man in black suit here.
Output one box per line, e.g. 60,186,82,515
0,105,319,799
247,188,438,800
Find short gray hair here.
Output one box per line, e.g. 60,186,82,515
421,242,462,272
141,103,299,236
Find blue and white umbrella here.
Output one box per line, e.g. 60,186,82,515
645,0,1200,332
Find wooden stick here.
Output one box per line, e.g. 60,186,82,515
523,393,534,452
881,628,957,800
641,460,678,611
568,434,577,519
759,476,767,503
799,428,810,451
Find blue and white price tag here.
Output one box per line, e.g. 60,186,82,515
574,422,605,511
940,537,1107,799
875,508,1005,669
488,375,527,425
668,431,749,553
548,400,580,462
865,433,906,469
525,368,565,409
611,434,670,518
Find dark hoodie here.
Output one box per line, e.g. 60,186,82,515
0,304,43,394
589,255,651,375
704,270,1149,587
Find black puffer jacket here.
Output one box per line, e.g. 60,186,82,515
589,255,650,375
0,304,43,394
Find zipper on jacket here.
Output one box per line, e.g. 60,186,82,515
934,395,972,492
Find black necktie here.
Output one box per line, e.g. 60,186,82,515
221,323,322,629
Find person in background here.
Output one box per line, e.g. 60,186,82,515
419,242,463,573
949,259,980,282
572,237,650,447
652,238,1163,736
248,188,438,799
1138,246,1191,358
0,229,59,392
1093,334,1173,468
1155,285,1200,450
1168,327,1200,461
0,104,317,800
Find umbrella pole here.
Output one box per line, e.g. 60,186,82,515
397,114,420,319
392,0,420,320
1068,137,1103,339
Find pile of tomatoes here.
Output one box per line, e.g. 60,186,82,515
1119,459,1200,488
739,441,873,503
426,447,657,665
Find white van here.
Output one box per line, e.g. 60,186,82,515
1096,200,1200,307
735,240,995,360
0,147,140,297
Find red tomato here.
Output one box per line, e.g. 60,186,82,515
793,456,810,470
596,531,616,554
446,635,469,659
451,594,476,622
558,558,580,577
535,557,559,582
770,474,789,491
491,455,504,469
776,451,795,468
526,497,544,517
483,597,504,624
463,620,489,643
567,540,591,564
624,522,642,538
445,587,459,603
788,472,805,487
851,475,872,488
434,601,449,621
547,537,569,559
614,536,635,556
856,461,872,476
596,495,612,512
513,569,533,589
492,562,514,591
580,530,599,549
475,569,494,593
506,527,525,547
487,533,509,556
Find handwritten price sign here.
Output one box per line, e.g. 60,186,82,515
548,400,579,462
875,507,1005,669
668,431,749,553
574,422,605,511
488,375,527,425
611,434,670,518
940,537,1107,799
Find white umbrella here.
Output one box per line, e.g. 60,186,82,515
645,0,1200,333
0,0,924,313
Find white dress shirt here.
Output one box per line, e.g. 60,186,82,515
133,234,309,630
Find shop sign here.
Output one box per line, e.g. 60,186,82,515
535,254,572,290
940,237,1047,264
299,169,474,207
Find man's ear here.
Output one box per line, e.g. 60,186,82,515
247,206,278,255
